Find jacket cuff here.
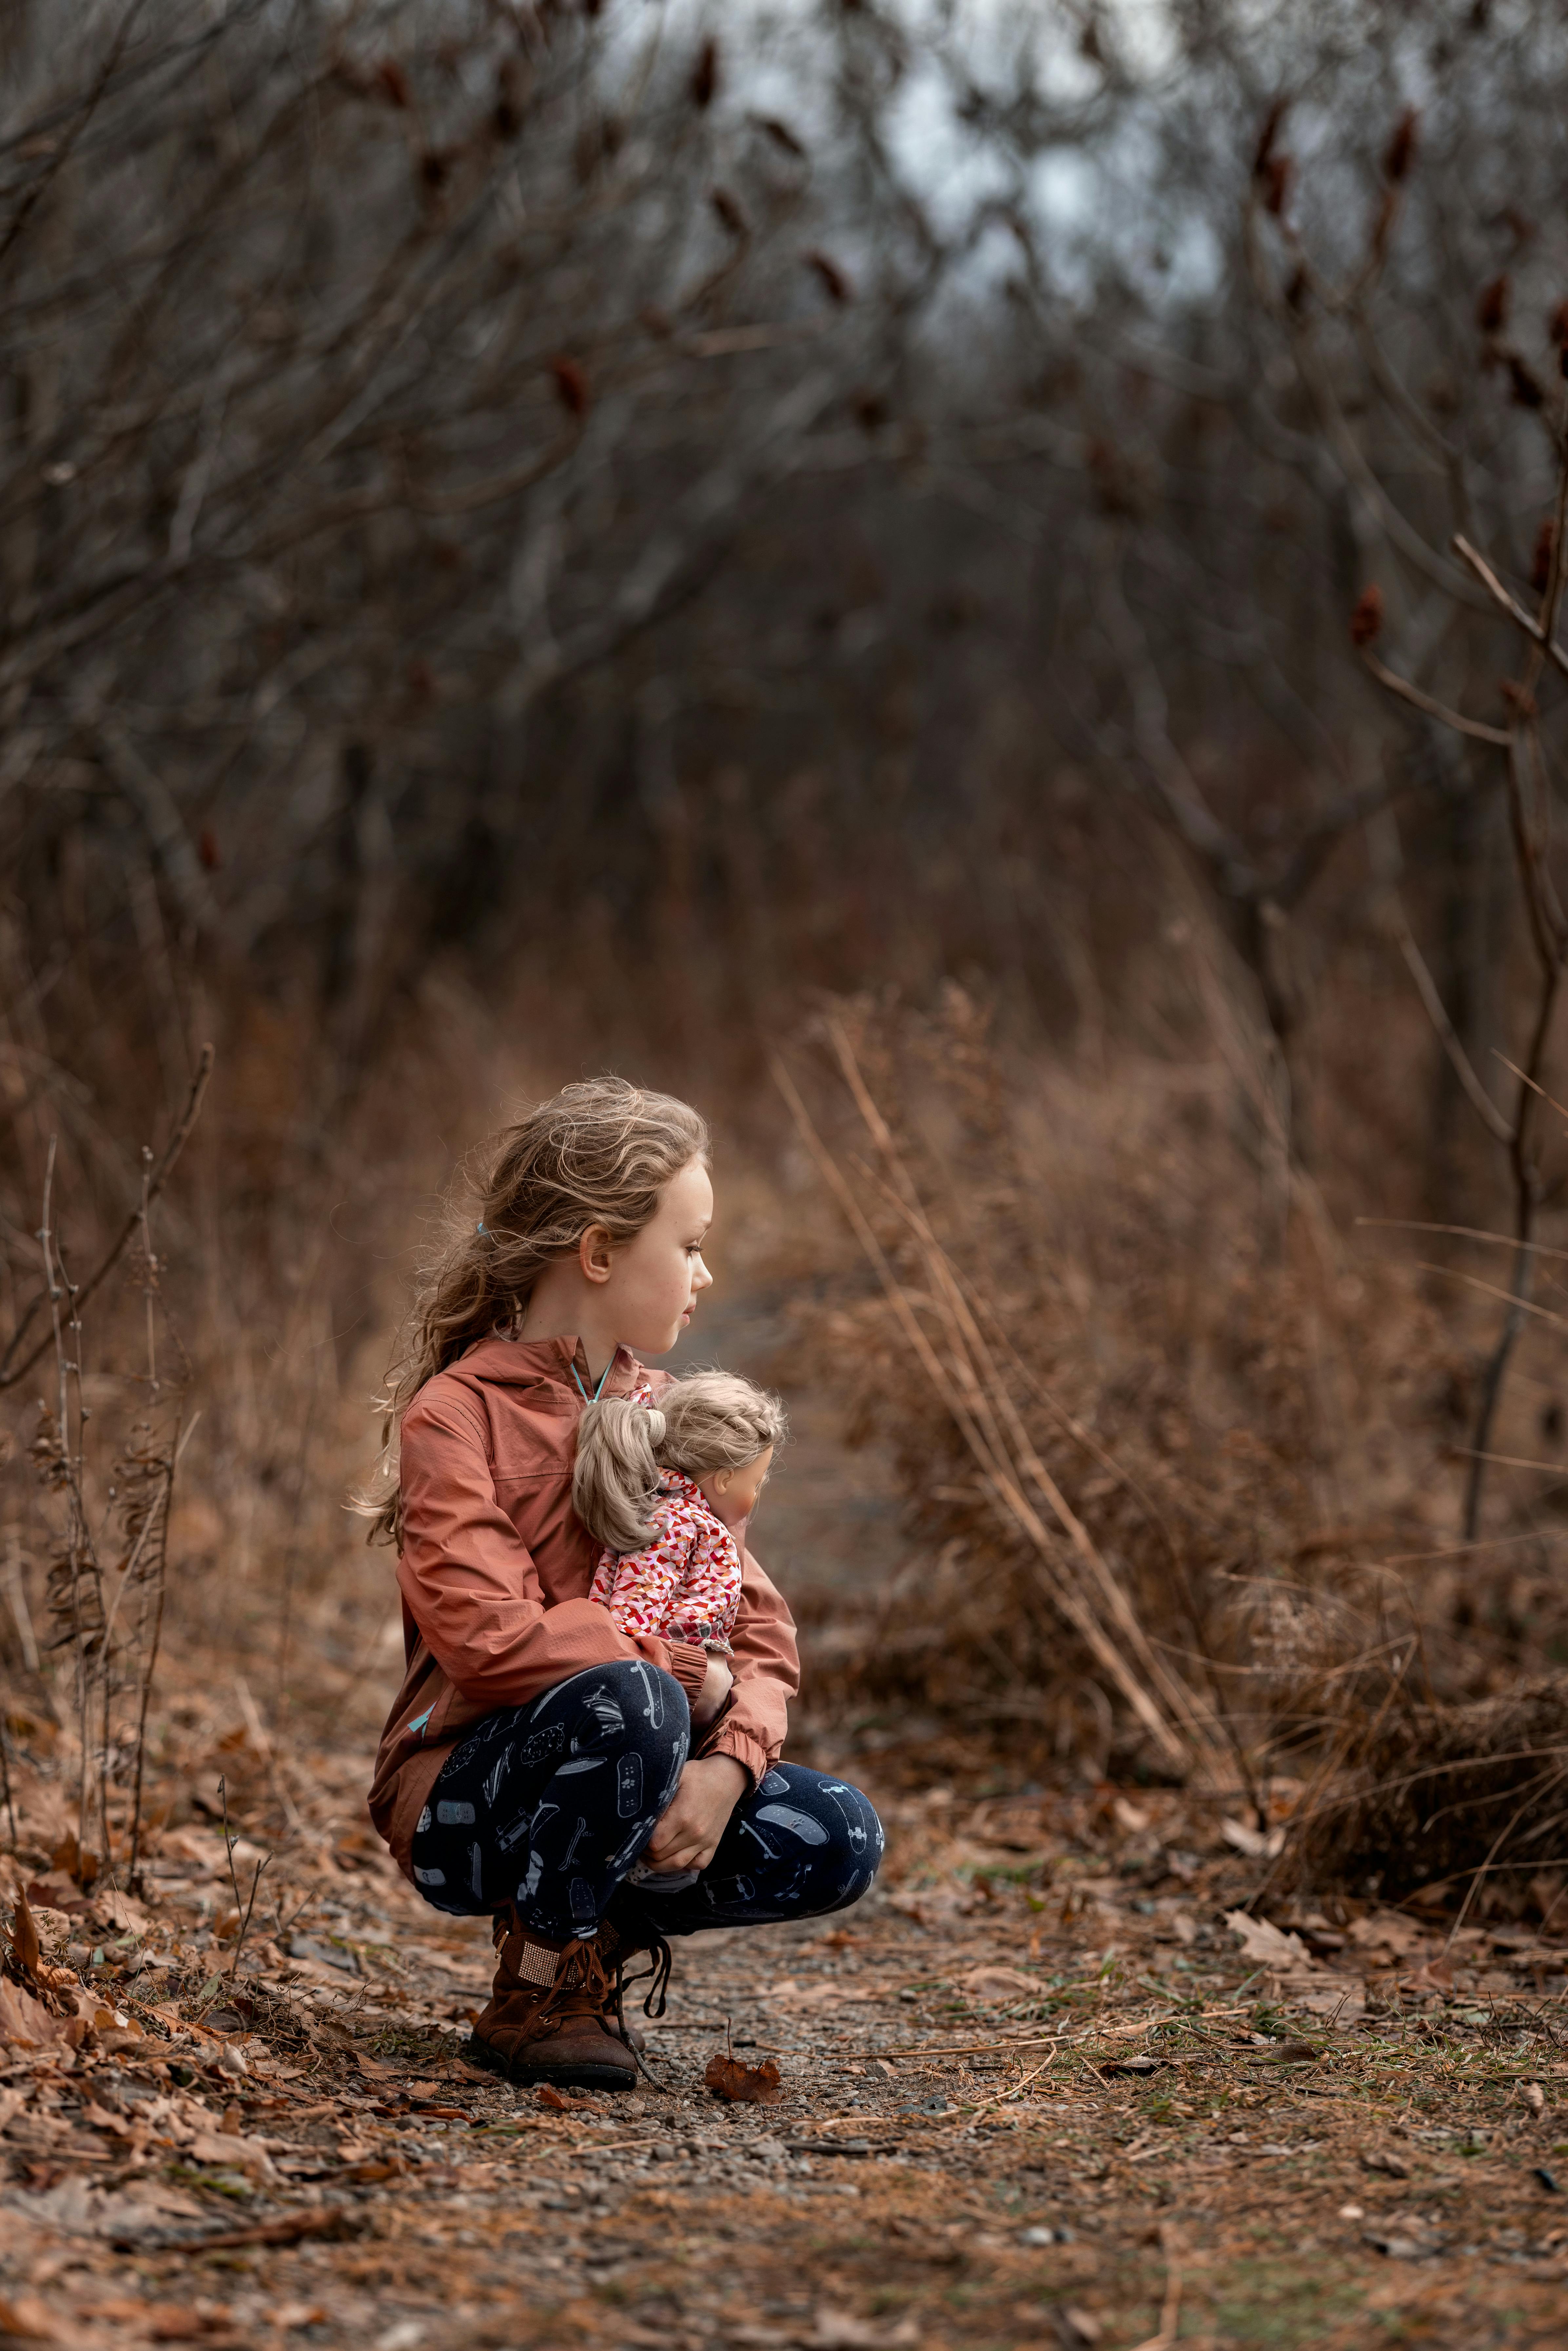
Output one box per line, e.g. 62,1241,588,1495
665,1641,710,1706
701,1721,770,1792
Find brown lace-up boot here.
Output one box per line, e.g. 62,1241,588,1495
462,1910,638,2090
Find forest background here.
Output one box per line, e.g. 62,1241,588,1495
7,0,1568,1914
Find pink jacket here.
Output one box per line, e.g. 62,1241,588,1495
589,1468,745,1655
367,1337,799,1880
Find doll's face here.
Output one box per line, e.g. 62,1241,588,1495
702,1444,774,1531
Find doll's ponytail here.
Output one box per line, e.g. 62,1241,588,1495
572,1397,669,1555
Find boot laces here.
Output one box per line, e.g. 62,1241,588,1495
607,1932,674,2087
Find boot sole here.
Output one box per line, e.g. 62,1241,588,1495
460,2033,637,2091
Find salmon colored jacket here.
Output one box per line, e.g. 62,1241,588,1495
368,1336,799,1881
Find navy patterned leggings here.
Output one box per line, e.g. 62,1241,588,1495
408,1659,883,1943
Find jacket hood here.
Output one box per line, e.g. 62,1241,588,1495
452,1335,644,1391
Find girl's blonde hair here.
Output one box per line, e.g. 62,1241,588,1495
359,1076,709,1545
572,1370,787,1556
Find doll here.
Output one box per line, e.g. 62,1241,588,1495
574,1369,784,1660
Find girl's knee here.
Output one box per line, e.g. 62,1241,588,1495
829,1783,883,1879
759,1768,882,1885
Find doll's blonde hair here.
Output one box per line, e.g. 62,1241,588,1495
573,1370,787,1556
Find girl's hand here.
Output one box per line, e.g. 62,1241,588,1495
690,1654,733,1728
644,1754,747,1874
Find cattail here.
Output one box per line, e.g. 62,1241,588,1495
710,186,746,237
375,58,411,110
691,37,719,109
1382,108,1418,184
199,828,221,873
1508,354,1545,409
550,357,590,417
755,114,806,159
1253,99,1287,180
1350,585,1383,648
1260,154,1292,218
1532,521,1555,596
805,248,852,304
1478,275,1509,335
494,59,525,141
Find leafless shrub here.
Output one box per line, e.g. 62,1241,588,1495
3,1063,208,1882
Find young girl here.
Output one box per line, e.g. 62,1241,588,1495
577,1371,787,1660
364,1077,881,2090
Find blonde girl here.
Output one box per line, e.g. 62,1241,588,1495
364,1077,881,2091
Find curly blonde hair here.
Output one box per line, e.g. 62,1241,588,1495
572,1371,787,1555
358,1077,709,1545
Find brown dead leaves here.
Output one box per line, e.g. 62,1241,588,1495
0,1975,67,2050
535,2085,599,2113
705,2051,783,2104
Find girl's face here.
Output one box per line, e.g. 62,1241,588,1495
702,1444,774,1531
602,1157,714,1355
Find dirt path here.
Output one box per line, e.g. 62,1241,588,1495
5,1745,1568,2350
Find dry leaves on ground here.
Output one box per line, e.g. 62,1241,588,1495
705,2052,783,2104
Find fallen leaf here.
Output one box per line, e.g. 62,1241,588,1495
186,2128,277,2180
1269,2039,1322,2064
1224,1910,1313,1969
86,2306,213,2344
1362,2148,1410,2179
9,1885,40,1977
1363,2228,1443,2261
92,1889,151,1935
812,2312,920,2349
1221,1818,1285,1860
1348,1910,1427,1960
1523,2082,1546,2116
958,1965,1039,2001
705,2052,783,2105
0,2295,63,2341
1292,1979,1366,2025
1056,2312,1101,2347
536,2086,572,2111
0,1976,66,2049
1111,1797,1150,1835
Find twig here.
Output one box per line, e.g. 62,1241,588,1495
1453,534,1568,682
1129,2224,1183,2351
0,1720,16,1854
1,1044,214,1390
1359,647,1510,746
217,1774,271,1979
770,1052,1192,1771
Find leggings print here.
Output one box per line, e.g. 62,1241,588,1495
408,1659,883,1943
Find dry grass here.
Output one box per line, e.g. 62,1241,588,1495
774,979,1568,1866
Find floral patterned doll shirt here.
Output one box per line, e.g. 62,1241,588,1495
588,1469,743,1657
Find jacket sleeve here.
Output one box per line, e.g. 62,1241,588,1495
698,1541,798,1790
396,1390,709,1713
